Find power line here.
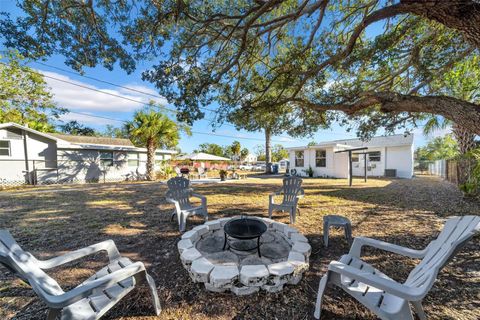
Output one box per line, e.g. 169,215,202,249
22,60,335,139
0,60,254,131
0,60,355,140
31,60,219,113
33,61,165,99
63,110,290,143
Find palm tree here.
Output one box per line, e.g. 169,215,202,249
126,109,184,180
230,141,241,167
423,116,476,155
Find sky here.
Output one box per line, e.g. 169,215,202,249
0,2,449,153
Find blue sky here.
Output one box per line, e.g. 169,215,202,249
1,2,446,153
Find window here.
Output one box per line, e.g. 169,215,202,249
0,140,10,156
351,154,359,162
295,151,304,167
368,151,381,162
315,150,326,167
127,152,139,167
100,151,114,167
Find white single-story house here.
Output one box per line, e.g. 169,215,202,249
243,153,257,164
0,122,176,185
287,134,414,179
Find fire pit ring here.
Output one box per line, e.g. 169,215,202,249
178,217,312,295
223,216,267,257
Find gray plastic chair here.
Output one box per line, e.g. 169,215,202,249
0,230,161,320
269,176,304,223
314,215,480,320
166,177,208,232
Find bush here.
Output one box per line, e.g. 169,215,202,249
458,148,480,197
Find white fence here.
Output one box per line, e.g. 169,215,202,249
428,159,447,178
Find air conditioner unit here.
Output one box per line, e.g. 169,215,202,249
385,169,397,177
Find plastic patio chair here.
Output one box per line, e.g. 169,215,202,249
314,215,480,320
165,177,208,232
268,176,304,224
0,230,161,320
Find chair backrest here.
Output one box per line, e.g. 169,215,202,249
405,215,480,296
281,176,303,204
0,230,64,299
166,177,191,208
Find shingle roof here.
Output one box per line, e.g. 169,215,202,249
286,134,414,150
50,133,134,146
332,134,414,148
176,152,231,161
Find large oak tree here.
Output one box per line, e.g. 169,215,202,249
2,1,479,136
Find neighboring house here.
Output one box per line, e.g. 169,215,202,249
287,134,414,179
0,122,176,185
243,153,257,164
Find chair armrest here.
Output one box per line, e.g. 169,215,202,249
166,197,182,213
191,193,205,200
296,188,305,199
349,236,427,259
38,240,121,269
42,262,147,308
192,193,207,207
327,261,425,301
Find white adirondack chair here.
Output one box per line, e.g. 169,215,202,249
269,176,304,224
314,215,480,320
166,177,208,232
0,230,161,320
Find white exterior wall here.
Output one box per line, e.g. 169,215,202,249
288,143,413,179
289,147,349,178
0,128,58,182
385,145,414,178
351,147,385,177
51,149,173,183
332,152,349,178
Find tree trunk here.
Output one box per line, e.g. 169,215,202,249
452,123,477,186
146,138,156,181
452,124,476,155
400,0,480,49
265,127,272,173
302,92,480,136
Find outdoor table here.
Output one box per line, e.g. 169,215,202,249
323,214,352,248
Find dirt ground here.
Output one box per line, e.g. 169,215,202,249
0,176,479,320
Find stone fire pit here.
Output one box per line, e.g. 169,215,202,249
177,217,311,295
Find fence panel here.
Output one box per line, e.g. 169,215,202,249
427,160,447,178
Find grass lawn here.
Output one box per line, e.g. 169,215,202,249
0,176,479,319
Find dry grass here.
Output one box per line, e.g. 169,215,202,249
0,176,479,320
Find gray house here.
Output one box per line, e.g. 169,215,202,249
0,122,176,186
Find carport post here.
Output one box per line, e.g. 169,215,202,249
364,153,367,182
348,150,352,187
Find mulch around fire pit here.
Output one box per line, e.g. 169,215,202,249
0,176,479,319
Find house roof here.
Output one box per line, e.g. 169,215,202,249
286,134,414,150
0,122,67,143
0,122,176,154
331,134,414,148
50,133,133,146
176,152,231,161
